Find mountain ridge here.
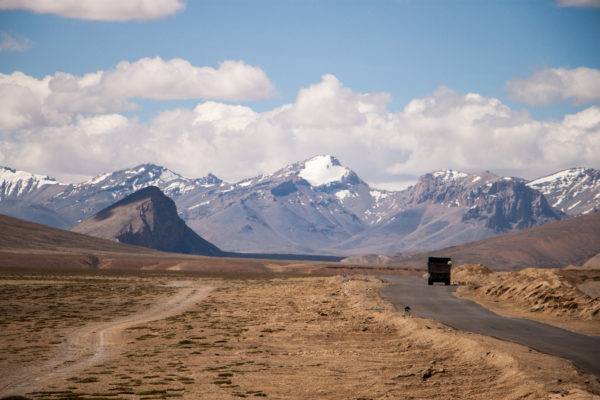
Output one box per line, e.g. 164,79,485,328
1,157,598,256
342,212,600,270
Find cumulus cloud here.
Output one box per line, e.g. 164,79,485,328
0,31,31,52
0,57,275,130
1,74,599,186
0,0,185,21
292,74,392,127
507,67,600,106
556,0,600,8
102,58,275,101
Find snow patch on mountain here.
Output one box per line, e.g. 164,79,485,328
528,168,585,187
370,190,389,202
299,155,350,186
335,189,354,201
237,180,254,187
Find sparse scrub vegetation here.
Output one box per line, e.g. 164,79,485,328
1,268,598,399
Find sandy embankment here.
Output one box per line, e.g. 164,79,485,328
1,272,599,399
453,264,600,336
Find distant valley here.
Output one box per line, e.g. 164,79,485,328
1,155,599,256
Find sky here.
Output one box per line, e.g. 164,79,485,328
0,0,599,189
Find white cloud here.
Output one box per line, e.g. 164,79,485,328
292,74,392,127
556,0,600,8
0,0,185,21
0,57,275,129
102,58,275,101
0,31,31,52
507,67,600,106
1,74,599,187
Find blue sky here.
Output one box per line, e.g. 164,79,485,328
0,0,599,187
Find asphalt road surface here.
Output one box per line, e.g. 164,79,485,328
380,276,600,378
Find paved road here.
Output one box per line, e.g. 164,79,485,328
380,276,600,378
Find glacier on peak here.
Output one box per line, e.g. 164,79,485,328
298,155,350,187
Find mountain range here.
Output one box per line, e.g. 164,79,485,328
342,212,600,270
1,156,599,256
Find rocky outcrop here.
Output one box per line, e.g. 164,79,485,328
72,186,222,256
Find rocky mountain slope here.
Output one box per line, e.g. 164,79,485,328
71,186,222,257
527,168,600,216
1,158,598,256
344,212,600,270
347,169,561,254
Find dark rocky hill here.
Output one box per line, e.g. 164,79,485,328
71,186,222,257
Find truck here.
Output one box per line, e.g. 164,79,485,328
427,257,452,285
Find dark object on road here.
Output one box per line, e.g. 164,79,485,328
428,257,452,285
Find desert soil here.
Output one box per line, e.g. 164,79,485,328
1,269,599,400
453,264,600,336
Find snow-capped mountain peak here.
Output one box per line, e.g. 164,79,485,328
430,169,468,183
298,155,350,186
80,163,180,186
527,167,600,215
73,164,222,197
0,166,60,199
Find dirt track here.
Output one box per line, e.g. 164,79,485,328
0,281,211,397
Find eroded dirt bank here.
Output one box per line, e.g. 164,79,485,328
1,270,599,399
453,264,600,335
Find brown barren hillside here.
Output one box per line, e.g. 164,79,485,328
585,253,600,267
344,212,600,270
0,214,161,255
0,214,420,276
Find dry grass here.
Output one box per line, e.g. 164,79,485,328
0,273,176,375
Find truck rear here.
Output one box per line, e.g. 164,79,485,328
427,257,452,285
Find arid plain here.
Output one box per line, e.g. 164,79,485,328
1,265,599,400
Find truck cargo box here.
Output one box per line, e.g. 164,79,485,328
427,257,452,285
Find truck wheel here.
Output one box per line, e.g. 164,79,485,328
445,278,451,286
428,278,433,285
